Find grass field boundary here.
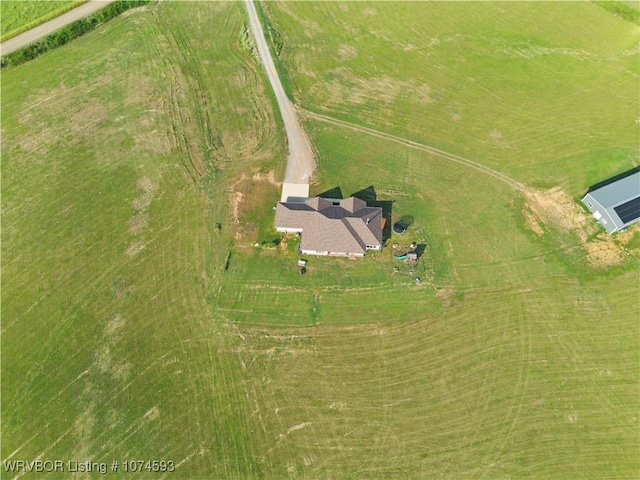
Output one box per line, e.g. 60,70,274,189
593,1,640,24
0,0,87,43
1,0,151,69
302,109,525,191
252,1,295,102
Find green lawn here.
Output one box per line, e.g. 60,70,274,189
222,119,638,478
2,2,638,479
2,2,284,477
264,1,639,193
0,0,86,41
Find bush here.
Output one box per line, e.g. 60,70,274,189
261,237,282,248
1,0,151,69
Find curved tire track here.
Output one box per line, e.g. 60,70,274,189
302,109,524,191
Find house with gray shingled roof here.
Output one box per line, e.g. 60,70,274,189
581,171,640,234
275,196,383,257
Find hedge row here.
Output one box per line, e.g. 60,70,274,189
0,0,87,43
1,0,151,69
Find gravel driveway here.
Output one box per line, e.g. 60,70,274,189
244,0,316,184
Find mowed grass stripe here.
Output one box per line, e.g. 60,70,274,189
236,274,636,478
1,2,285,477
2,1,637,479
303,109,524,190
267,1,639,193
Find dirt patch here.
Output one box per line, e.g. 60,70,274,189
413,83,434,105
95,314,131,379
133,128,172,155
230,191,244,225
524,209,544,236
128,213,148,235
286,422,312,435
95,345,113,375
17,125,58,155
252,170,279,186
137,176,158,194
338,44,357,60
615,224,640,247
144,405,160,421
105,314,125,337
132,177,158,211
524,187,632,268
132,193,153,211
68,96,108,138
72,402,96,463
436,288,461,308
524,187,589,234
228,171,280,242
126,241,146,258
585,239,625,267
316,68,434,107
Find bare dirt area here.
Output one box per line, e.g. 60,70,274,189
523,187,638,268
524,187,590,233
128,213,149,235
584,239,626,268
228,170,280,242
436,288,462,308
132,177,158,211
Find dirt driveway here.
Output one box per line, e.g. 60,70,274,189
244,0,316,184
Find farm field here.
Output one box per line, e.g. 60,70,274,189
0,0,85,41
2,1,639,480
2,2,285,477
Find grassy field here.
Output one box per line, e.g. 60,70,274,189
264,1,639,193
222,119,638,478
2,2,285,477
0,0,86,41
2,1,639,479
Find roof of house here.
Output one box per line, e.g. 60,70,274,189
582,171,640,233
275,197,383,255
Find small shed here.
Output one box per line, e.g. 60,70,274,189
297,259,307,267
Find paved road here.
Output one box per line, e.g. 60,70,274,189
244,0,315,184
0,0,117,56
